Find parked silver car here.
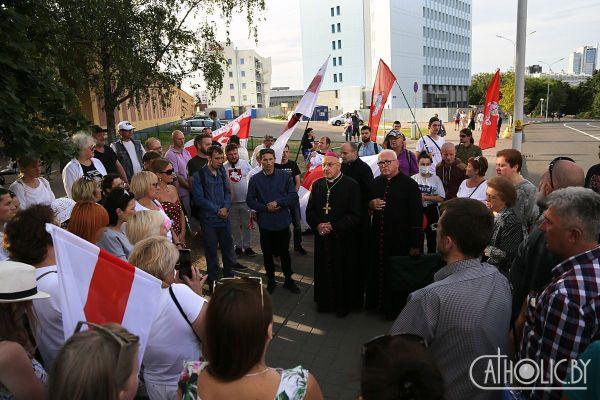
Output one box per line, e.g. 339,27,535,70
328,112,364,126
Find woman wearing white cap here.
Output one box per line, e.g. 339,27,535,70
0,261,50,400
62,132,107,199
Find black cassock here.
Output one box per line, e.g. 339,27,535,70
306,174,362,315
366,173,423,317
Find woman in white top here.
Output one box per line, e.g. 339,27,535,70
62,132,107,198
130,171,180,245
9,156,55,209
411,153,445,254
344,113,353,142
457,156,489,203
415,117,445,173
128,236,207,400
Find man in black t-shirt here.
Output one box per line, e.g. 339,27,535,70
275,144,306,255
91,126,128,183
585,145,600,194
186,133,212,183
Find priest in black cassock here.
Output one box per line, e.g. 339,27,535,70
366,149,423,318
306,152,362,317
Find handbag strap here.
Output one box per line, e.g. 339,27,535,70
468,180,485,198
168,286,202,343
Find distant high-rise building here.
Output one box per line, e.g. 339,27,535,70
299,0,472,109
526,65,543,75
578,46,597,75
567,51,582,74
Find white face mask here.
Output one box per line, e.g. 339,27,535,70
419,166,430,175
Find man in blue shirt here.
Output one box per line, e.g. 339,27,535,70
247,148,301,294
192,146,246,291
357,126,382,157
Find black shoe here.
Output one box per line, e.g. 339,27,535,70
244,248,256,257
231,263,248,271
294,246,307,255
235,247,243,257
283,279,300,294
267,279,277,294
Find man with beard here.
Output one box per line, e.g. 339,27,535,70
367,150,423,318
306,152,361,317
187,132,212,181
510,158,584,334
391,198,511,400
357,126,382,157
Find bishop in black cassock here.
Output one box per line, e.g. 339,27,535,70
366,150,423,318
306,153,362,317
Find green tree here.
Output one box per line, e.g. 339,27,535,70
0,1,85,162
468,72,494,105
50,0,265,140
499,72,515,115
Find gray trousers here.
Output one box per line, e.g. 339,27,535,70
230,202,252,249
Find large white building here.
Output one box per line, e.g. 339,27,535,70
205,45,272,114
567,46,597,75
299,0,471,110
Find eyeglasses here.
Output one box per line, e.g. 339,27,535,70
548,156,575,188
216,276,264,308
377,159,395,166
161,169,174,175
74,321,137,375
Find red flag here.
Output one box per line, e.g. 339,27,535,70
184,110,252,157
368,60,397,141
479,70,501,150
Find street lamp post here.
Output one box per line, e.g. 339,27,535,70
537,57,565,120
540,98,544,118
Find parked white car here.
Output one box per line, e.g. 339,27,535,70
328,112,364,126
181,118,227,133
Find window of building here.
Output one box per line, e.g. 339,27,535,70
337,39,341,49
242,83,246,89
331,24,335,33
333,57,337,66
337,23,341,32
339,72,343,82
333,73,338,83
332,41,336,50
243,95,247,101
228,71,233,78
338,56,342,66
336,5,340,15
330,7,334,16
229,83,234,90
227,58,232,65
230,96,235,102
241,70,246,77
335,90,339,98
240,58,245,65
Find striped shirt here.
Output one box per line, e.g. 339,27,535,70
520,246,600,400
391,258,512,400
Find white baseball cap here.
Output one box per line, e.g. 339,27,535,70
118,121,135,131
0,261,50,303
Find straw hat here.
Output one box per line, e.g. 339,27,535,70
0,261,50,303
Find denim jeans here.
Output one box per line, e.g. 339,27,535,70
200,221,235,282
229,202,252,249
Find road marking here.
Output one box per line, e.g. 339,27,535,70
563,123,600,141
586,123,600,129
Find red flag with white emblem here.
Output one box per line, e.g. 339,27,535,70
479,69,501,150
185,110,252,157
368,60,397,141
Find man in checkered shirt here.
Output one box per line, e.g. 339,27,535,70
520,187,600,400
390,198,512,400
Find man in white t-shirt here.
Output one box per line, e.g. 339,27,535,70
415,116,445,174
4,204,63,369
250,135,274,167
111,121,145,182
224,143,256,257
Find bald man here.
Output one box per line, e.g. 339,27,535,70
510,158,585,332
306,152,362,317
436,142,466,200
164,130,193,223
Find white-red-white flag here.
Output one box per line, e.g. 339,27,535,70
271,56,330,164
185,110,252,157
47,224,162,361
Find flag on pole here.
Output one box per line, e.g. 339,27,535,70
368,60,397,142
185,110,252,157
47,224,162,361
271,56,330,164
479,69,501,150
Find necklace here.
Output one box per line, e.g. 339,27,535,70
245,367,271,377
323,174,342,215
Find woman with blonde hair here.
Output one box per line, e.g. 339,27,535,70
125,210,169,246
62,132,107,198
67,202,109,244
71,177,102,203
129,236,206,400
130,171,179,245
49,323,140,400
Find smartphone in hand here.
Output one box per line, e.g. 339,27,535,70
176,249,192,280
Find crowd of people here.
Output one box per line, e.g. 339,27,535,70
0,113,600,400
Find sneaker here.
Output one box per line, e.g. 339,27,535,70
244,248,257,257
283,279,300,294
294,246,307,255
235,247,243,257
267,279,277,294
231,263,248,271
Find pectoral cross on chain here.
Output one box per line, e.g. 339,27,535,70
323,189,332,215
